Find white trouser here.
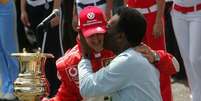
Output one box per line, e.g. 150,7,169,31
171,9,201,101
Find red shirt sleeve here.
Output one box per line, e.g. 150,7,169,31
155,50,179,76
48,46,83,101
50,69,82,101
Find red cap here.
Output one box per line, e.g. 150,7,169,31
79,6,107,37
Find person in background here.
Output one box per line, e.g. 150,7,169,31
0,0,19,100
75,0,113,18
112,0,123,14
124,0,174,101
171,0,201,101
60,0,77,52
164,0,186,80
20,0,62,97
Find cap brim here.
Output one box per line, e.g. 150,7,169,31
82,26,106,37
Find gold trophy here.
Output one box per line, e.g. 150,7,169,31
11,48,54,101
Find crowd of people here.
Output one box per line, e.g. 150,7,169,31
0,0,201,101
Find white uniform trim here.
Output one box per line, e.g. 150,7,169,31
172,3,201,13
26,0,53,7
173,0,201,7
172,57,180,72
135,4,158,14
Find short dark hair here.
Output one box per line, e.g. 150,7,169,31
116,7,147,47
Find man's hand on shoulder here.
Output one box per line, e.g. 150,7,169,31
135,43,160,63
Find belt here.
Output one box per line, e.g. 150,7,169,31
135,4,158,14
173,3,201,14
77,0,106,9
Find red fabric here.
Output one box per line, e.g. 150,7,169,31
127,0,156,8
49,44,114,101
174,3,201,14
155,50,177,101
155,50,177,76
159,74,172,101
143,12,166,50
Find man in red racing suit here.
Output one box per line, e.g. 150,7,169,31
50,44,114,101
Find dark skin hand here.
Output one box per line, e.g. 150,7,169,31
134,43,157,63
78,31,92,59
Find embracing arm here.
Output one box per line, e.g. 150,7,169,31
78,57,128,97
155,50,179,76
135,44,179,76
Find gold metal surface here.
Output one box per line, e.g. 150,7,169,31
11,48,54,101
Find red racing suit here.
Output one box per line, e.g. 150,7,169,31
127,0,172,101
47,46,178,101
48,44,114,101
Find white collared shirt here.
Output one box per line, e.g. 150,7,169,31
78,48,162,101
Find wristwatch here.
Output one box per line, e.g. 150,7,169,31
152,51,160,63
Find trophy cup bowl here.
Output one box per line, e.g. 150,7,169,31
11,49,54,101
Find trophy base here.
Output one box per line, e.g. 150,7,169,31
16,94,41,101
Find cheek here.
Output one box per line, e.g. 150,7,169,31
92,37,104,44
86,39,94,49
98,37,104,45
106,35,115,43
104,35,114,48
86,39,103,50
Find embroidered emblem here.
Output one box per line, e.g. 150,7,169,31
65,65,79,86
68,67,78,77
87,12,95,20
